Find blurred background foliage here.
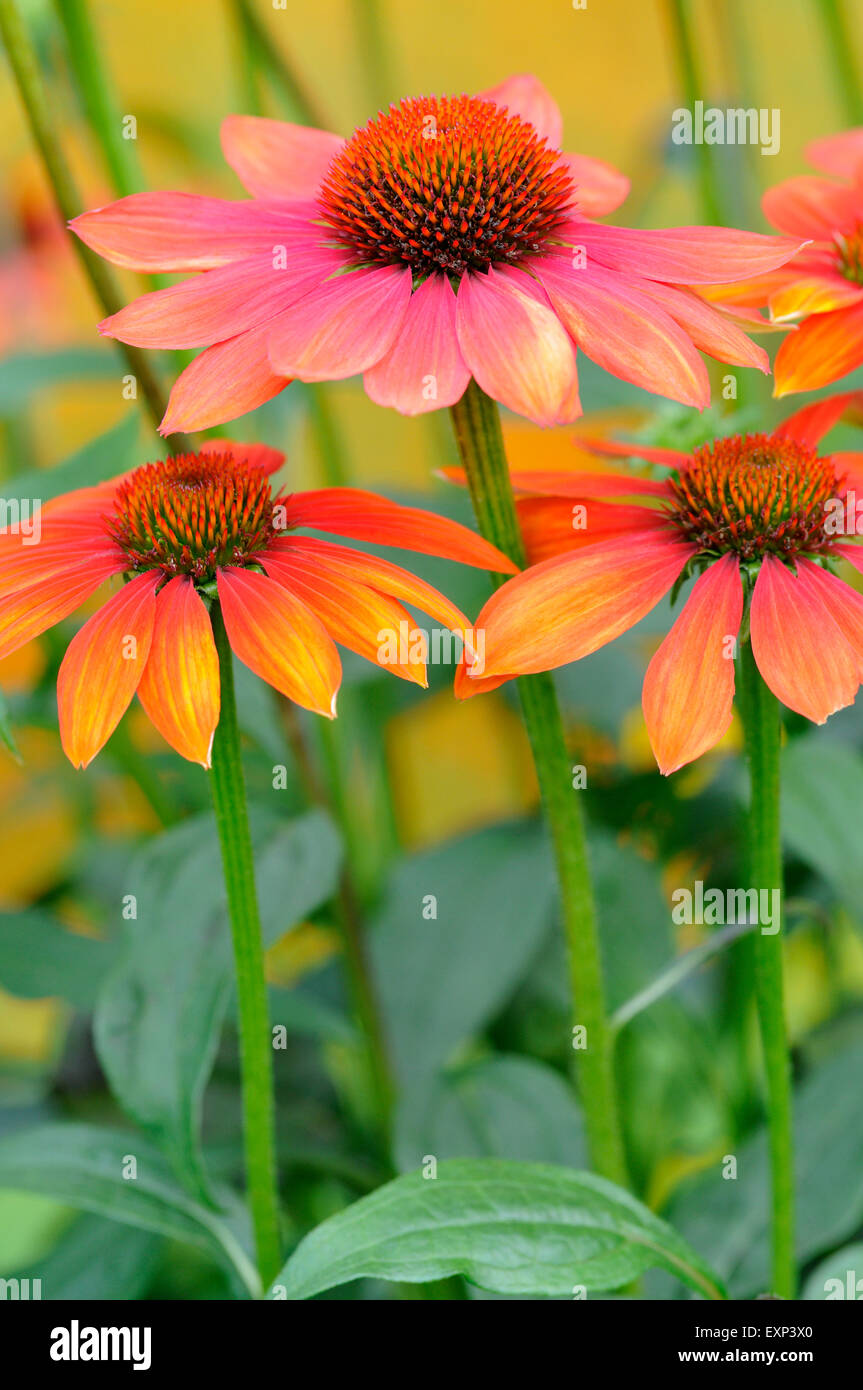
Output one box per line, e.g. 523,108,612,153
1,0,863,1300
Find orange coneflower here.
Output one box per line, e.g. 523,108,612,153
0,442,513,769
460,393,863,774
704,130,863,396
70,74,803,431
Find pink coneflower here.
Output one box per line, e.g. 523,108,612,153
70,75,803,431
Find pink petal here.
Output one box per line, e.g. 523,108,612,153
561,152,630,217
479,74,563,147
100,245,342,349
456,266,580,426
267,265,412,381
750,554,859,722
643,554,743,775
160,321,289,434
563,220,806,285
533,257,709,407
762,176,863,239
70,192,320,272
626,278,769,371
363,273,469,414
221,115,344,199
806,129,863,179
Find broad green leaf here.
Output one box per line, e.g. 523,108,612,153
657,1042,863,1297
94,808,341,1203
781,736,863,911
370,823,557,1088
0,910,120,1010
0,1123,257,1296
3,413,140,504
270,1158,726,1301
802,1243,863,1300
394,1055,586,1173
15,1215,162,1301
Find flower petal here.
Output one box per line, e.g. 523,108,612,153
561,152,629,217
101,246,341,349
750,554,859,722
769,271,863,322
221,115,344,199
281,487,517,571
480,74,563,147
625,278,769,370
267,265,412,380
0,555,126,662
773,300,863,396
216,567,340,716
476,532,695,677
58,571,159,768
534,257,710,407
70,192,319,272
642,554,743,775
762,176,863,239
136,576,219,766
565,220,805,285
160,322,289,434
260,549,426,685
517,496,669,562
806,129,863,179
795,559,863,677
456,266,580,426
772,389,863,447
363,273,470,414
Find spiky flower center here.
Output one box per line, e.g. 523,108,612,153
317,94,575,278
667,433,843,560
836,224,863,284
110,453,281,581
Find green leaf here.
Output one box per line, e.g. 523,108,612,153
0,1123,257,1296
3,413,140,504
658,1042,863,1297
370,823,557,1088
802,1243,863,1300
0,910,120,1010
394,1055,587,1173
15,1215,162,1301
781,736,863,911
270,1158,726,1300
94,808,341,1203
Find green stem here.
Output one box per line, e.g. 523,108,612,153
231,0,330,129
0,0,190,451
739,641,795,1299
210,604,282,1290
449,382,627,1188
819,0,863,125
665,0,723,225
54,0,142,198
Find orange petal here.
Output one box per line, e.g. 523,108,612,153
794,560,863,678
137,576,220,766
58,571,159,768
773,390,863,447
476,532,695,677
750,554,859,722
762,175,863,239
774,301,863,396
769,272,863,322
281,487,517,572
642,554,743,775
260,550,427,685
0,556,125,662
516,497,669,563
216,567,340,716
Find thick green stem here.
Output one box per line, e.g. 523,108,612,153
449,382,627,1188
0,0,190,451
739,642,795,1299
210,605,282,1290
665,0,724,226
